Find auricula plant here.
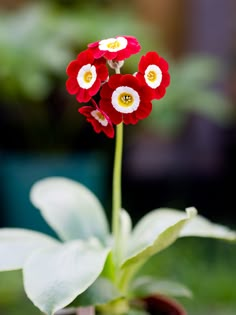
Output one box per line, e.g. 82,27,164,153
0,35,235,315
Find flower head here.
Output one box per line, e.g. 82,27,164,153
100,74,153,125
136,51,170,100
79,100,114,138
66,49,108,103
88,36,141,61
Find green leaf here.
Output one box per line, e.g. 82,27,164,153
122,208,197,268
131,276,192,299
30,177,109,243
0,228,58,271
180,212,236,241
118,208,196,291
119,209,132,262
73,278,122,307
23,239,110,315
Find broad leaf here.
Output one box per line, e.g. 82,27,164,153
131,276,192,299
180,212,236,241
73,278,121,307
30,177,109,243
23,239,109,315
122,208,197,268
0,228,58,271
118,208,196,290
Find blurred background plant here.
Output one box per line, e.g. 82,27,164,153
0,0,236,315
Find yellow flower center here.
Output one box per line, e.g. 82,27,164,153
147,70,157,82
118,93,134,107
107,40,120,50
97,112,105,121
91,109,108,126
84,71,93,83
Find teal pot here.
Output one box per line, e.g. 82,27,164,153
1,152,108,235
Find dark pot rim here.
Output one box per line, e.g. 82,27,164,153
143,294,187,315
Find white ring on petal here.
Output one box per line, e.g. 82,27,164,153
91,110,108,127
77,64,97,89
112,86,140,114
99,37,128,52
144,64,162,89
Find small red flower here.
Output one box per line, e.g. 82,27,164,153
66,49,108,103
88,36,141,61
136,51,170,100
79,100,114,138
100,74,153,125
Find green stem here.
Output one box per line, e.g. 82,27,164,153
112,122,123,265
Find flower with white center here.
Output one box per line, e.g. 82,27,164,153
99,37,128,52
91,109,108,127
144,65,163,89
66,49,108,103
100,74,153,125
137,51,170,100
111,86,140,114
77,64,97,89
88,36,141,61
79,101,114,138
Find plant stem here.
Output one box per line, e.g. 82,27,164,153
112,122,123,265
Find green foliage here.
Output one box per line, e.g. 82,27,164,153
23,239,109,314
0,177,235,314
30,177,109,243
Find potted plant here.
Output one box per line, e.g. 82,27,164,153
0,35,235,315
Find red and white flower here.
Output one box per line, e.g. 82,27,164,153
136,51,170,100
88,36,141,61
79,100,114,138
66,49,108,103
100,74,153,125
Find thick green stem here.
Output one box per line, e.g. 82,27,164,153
112,122,123,265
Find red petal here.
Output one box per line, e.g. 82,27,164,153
77,49,94,66
66,77,79,94
135,101,152,119
100,82,112,99
96,64,109,81
88,79,100,96
66,60,80,76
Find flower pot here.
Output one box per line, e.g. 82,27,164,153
144,295,187,315
56,295,187,315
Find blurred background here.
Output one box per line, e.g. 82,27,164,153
0,0,236,314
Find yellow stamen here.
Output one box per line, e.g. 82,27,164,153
84,71,93,83
96,112,105,121
147,70,157,82
107,40,120,50
118,93,134,107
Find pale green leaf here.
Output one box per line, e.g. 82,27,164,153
118,208,196,291
23,239,110,315
131,276,192,299
0,228,58,271
30,177,109,243
73,278,121,307
122,208,197,268
119,209,132,262
180,212,236,241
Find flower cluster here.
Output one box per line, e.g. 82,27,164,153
66,35,170,138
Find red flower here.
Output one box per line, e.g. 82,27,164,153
66,49,108,103
136,51,170,100
100,74,153,125
88,36,141,61
79,100,114,138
